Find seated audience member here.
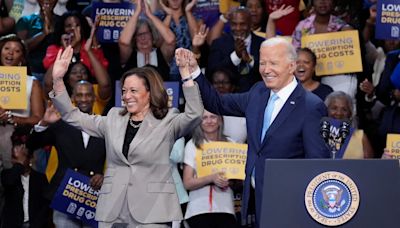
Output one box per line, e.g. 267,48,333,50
207,7,264,92
291,0,357,101
119,0,175,81
16,0,58,81
1,126,50,228
183,110,238,228
211,68,247,143
29,81,106,228
296,48,333,101
325,91,374,159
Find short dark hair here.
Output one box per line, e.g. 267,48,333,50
119,67,169,119
297,47,317,66
0,34,28,66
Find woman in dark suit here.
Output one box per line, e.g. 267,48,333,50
1,126,50,228
48,46,203,227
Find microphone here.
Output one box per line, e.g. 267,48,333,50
339,120,351,142
320,117,331,144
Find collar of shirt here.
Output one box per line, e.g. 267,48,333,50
269,76,298,123
244,34,252,52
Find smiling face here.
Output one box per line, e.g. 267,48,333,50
327,97,352,120
72,83,95,114
122,75,151,118
295,51,316,83
259,43,296,92
201,110,222,136
230,11,252,39
1,41,25,66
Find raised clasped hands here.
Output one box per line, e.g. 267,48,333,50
175,48,198,78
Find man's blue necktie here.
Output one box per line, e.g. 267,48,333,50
261,93,279,141
251,93,279,188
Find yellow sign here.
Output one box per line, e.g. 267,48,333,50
301,30,362,76
196,141,247,180
0,66,27,109
219,0,240,15
386,134,400,159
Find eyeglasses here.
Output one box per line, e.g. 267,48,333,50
136,31,152,39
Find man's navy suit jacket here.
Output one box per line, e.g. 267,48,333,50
195,73,330,227
207,33,264,92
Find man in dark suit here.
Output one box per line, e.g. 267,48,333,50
187,37,330,227
28,81,106,228
207,7,264,92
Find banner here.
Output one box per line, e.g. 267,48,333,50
386,134,400,159
115,80,180,108
0,66,27,109
50,169,99,228
93,2,135,43
194,0,219,27
196,141,247,180
376,0,400,40
301,30,362,76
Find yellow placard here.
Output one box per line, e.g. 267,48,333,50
301,30,362,76
386,134,400,159
219,0,240,15
196,141,247,180
0,66,27,110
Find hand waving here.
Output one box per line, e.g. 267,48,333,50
52,46,74,81
192,24,209,48
269,4,295,20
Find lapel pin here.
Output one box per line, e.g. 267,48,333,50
290,101,295,105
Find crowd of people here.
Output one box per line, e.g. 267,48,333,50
0,0,399,227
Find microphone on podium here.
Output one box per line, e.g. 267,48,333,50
339,120,351,143
320,117,331,144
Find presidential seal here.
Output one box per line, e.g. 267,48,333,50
305,171,359,226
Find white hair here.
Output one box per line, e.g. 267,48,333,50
261,37,297,62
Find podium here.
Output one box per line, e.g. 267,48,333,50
260,159,400,227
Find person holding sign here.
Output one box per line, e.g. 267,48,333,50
183,37,330,227
119,0,176,80
183,110,238,228
0,34,44,169
324,91,374,158
49,45,203,227
291,0,358,101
